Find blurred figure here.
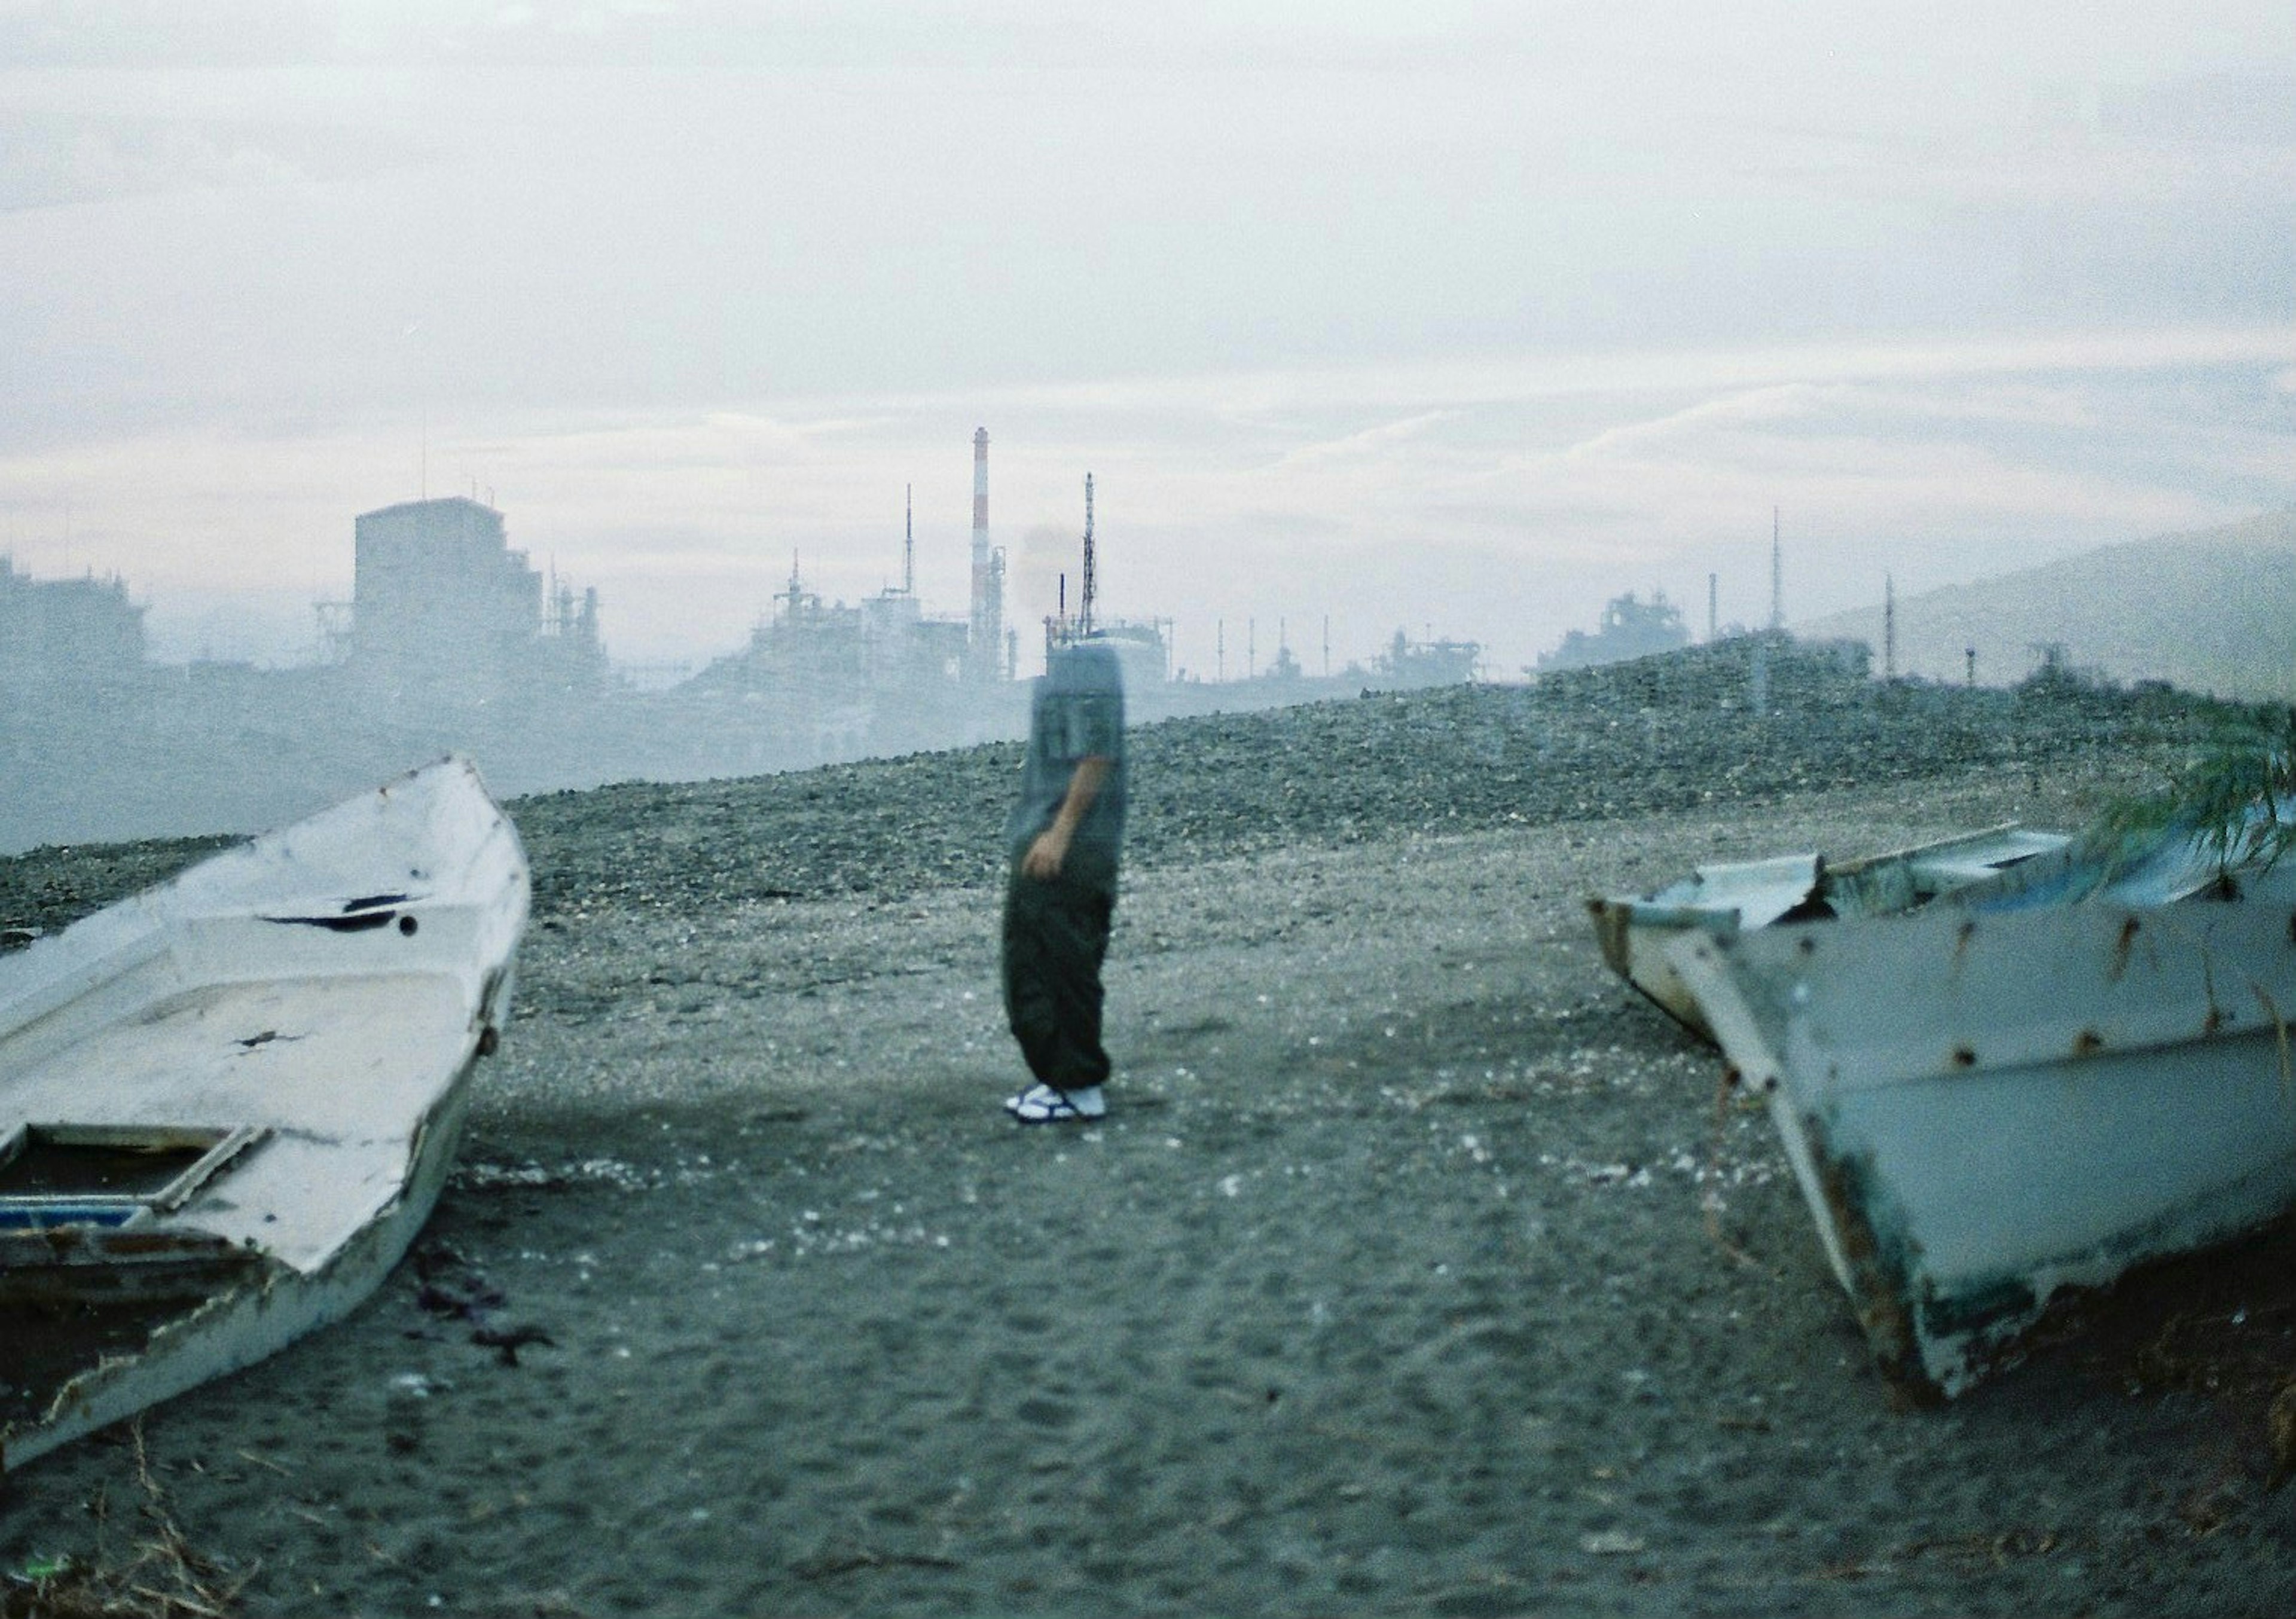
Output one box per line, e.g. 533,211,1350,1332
1002,638,1127,1123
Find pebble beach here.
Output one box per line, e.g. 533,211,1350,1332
3,646,2294,1616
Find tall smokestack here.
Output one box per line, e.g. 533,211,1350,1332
969,427,1002,677
904,482,915,596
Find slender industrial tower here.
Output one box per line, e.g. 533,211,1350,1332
1080,474,1097,636
969,427,1003,680
1769,507,1784,634
903,483,915,596
1883,573,1897,680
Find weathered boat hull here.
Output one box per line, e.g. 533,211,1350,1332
0,756,527,1469
1589,826,2067,1042
1669,869,2296,1401
4,1077,474,1471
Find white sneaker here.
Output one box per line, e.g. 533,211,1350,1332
1004,1083,1107,1124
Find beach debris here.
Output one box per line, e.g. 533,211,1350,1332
413,1243,507,1322
791,1542,962,1581
471,1324,556,1368
415,1278,506,1320
453,1155,652,1194
2268,1382,2296,1489
0,1423,251,1618
410,1257,556,1366
411,1242,556,1366
1580,1530,1646,1556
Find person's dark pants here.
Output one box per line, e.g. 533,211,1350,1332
1002,862,1115,1090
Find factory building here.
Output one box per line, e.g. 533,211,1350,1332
0,556,147,708
346,496,605,711
688,463,1015,759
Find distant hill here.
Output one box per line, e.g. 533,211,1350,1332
1797,511,2296,701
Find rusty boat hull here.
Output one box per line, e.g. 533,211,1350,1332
1669,844,2296,1402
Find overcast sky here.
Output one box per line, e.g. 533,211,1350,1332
2,1,2292,679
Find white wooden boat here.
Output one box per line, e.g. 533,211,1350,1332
0,757,527,1470
1668,820,2296,1401
1588,824,2069,1041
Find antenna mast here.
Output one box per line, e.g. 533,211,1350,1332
1080,474,1097,635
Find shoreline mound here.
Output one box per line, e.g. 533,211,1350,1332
0,640,2224,931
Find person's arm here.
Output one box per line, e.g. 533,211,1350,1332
1022,756,1112,879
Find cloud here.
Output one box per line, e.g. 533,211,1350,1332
0,114,419,213
1270,411,1460,472
2099,73,2296,148
0,2,329,68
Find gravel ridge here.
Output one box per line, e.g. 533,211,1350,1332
500,641,2202,921
0,640,2208,936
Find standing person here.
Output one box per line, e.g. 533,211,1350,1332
1002,636,1127,1123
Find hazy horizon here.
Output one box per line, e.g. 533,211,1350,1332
5,2,2292,682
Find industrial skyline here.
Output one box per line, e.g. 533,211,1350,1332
0,468,1497,854
2,422,1510,688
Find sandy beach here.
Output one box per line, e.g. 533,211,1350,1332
3,661,2294,1615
